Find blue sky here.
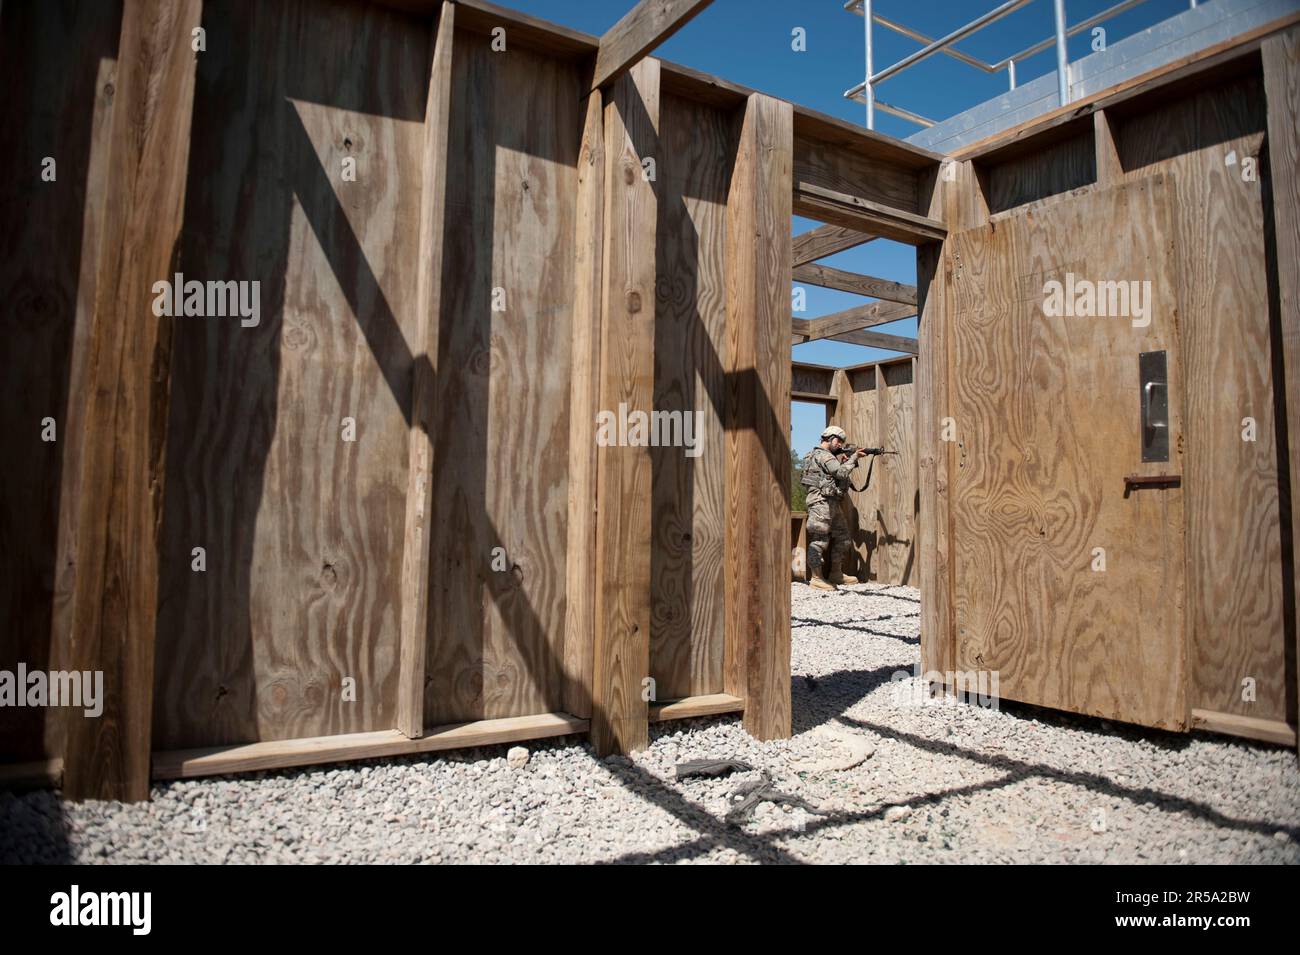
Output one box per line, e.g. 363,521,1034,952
504,0,1195,450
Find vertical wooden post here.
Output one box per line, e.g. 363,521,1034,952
62,0,203,802
724,93,792,742
1261,26,1300,756
917,159,986,679
1093,108,1123,187
591,58,659,756
397,3,457,740
875,362,889,582
563,84,605,720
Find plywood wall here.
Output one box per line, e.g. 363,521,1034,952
1110,74,1288,728
831,359,918,586
151,0,430,749
422,27,582,727
649,93,736,701
0,0,122,765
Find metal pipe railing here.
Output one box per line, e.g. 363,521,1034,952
843,0,1160,129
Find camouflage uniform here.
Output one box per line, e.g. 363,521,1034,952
801,447,856,578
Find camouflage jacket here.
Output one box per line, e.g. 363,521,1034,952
800,447,857,505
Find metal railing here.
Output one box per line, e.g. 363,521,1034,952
843,0,1196,129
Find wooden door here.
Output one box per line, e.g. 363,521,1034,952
946,174,1187,730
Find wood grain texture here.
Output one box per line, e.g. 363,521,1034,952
1261,27,1300,752
152,1,428,750
984,130,1097,214
152,713,589,780
397,1,456,740
649,693,743,721
1116,75,1287,725
794,129,918,214
591,0,713,92
592,58,659,755
650,93,734,701
948,176,1187,730
793,181,947,245
563,86,605,720
792,223,873,267
792,263,917,306
63,0,202,801
918,160,988,681
424,28,581,726
791,363,835,399
0,0,121,767
808,300,916,339
724,93,792,742
829,361,916,585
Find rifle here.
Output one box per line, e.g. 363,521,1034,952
840,445,898,491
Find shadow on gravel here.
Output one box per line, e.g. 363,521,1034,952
0,787,73,864
839,715,1300,842
791,665,903,735
792,615,920,644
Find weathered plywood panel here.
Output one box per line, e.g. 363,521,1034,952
833,369,879,582
1116,75,1288,724
153,0,429,749
0,0,121,765
878,361,918,585
425,29,582,726
985,130,1097,215
1261,27,1300,753
949,176,1187,730
794,133,918,215
650,93,735,700
724,93,792,742
831,362,916,586
592,58,660,755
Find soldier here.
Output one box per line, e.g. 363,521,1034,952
800,426,865,591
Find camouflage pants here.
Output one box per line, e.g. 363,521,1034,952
806,498,851,576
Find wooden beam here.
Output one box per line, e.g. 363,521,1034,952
649,693,744,722
793,181,947,244
791,223,873,267
793,263,917,305
152,713,590,780
397,1,456,741
1190,709,1297,747
563,83,605,721
827,329,918,354
812,300,915,337
1261,25,1300,759
591,58,659,756
61,0,203,803
590,0,712,92
725,92,793,743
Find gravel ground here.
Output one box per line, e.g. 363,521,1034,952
4,582,1299,864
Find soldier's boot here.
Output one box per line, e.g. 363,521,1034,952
828,558,859,586
809,572,836,591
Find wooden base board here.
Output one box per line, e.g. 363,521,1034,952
1190,709,1297,747
649,693,744,722
151,713,590,780
0,758,62,791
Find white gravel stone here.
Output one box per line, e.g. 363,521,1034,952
507,747,530,769
3,582,1297,864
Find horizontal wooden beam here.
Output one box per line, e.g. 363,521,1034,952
1190,709,1297,747
794,326,918,354
813,300,915,337
152,713,591,780
793,263,917,305
793,181,947,245
591,0,712,91
827,329,918,353
649,693,745,722
791,223,873,267
790,300,915,347
0,759,63,792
